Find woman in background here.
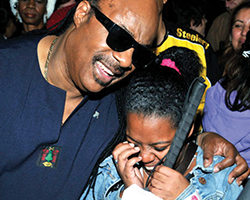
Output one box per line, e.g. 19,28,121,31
218,1,250,72
9,0,56,34
203,3,250,167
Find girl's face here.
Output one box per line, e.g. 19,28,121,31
231,8,250,51
126,113,176,174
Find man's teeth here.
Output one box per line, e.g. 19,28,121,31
145,166,154,171
99,62,114,76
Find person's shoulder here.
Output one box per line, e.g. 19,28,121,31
163,20,178,33
97,155,122,186
206,80,225,98
192,148,243,200
99,155,115,168
0,34,44,76
164,21,210,50
213,11,231,24
0,34,44,49
0,35,44,69
208,11,231,34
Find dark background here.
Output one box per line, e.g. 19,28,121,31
162,0,226,35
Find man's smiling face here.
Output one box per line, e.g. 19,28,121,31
65,0,160,93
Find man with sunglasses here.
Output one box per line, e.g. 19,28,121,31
0,0,248,199
0,0,159,199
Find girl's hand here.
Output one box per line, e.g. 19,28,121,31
148,165,189,200
112,142,143,188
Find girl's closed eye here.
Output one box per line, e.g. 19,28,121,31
153,145,170,152
126,136,141,148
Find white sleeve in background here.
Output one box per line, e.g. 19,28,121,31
182,190,202,200
121,184,163,200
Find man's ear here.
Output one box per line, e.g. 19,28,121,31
73,0,92,27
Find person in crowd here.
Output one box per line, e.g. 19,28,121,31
9,0,56,34
46,0,79,30
55,0,76,10
0,15,17,40
203,3,250,168
80,47,243,200
170,0,224,85
206,0,248,53
0,1,22,40
0,7,15,40
0,0,249,199
154,0,220,123
217,1,250,74
153,0,223,137
171,0,207,37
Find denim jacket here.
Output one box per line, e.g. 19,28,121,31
176,147,242,200
80,147,242,200
80,155,123,200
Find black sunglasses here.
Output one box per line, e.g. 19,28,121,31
91,6,156,69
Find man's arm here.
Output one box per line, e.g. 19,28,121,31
197,132,250,185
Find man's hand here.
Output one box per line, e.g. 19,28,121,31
197,132,250,185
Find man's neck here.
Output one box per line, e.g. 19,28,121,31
156,19,166,46
37,27,84,122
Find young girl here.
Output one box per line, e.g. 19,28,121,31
80,47,243,200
